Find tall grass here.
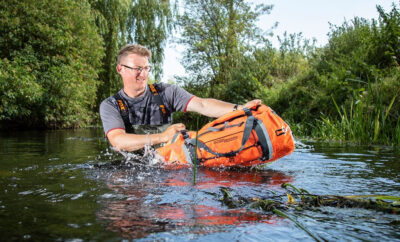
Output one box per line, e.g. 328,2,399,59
313,80,399,146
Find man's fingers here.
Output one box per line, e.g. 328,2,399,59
243,99,262,109
173,123,186,131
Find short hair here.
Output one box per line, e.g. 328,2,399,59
117,44,152,64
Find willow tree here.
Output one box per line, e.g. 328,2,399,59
90,0,176,103
176,0,273,102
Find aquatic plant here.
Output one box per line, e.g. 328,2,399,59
218,183,400,241
220,186,322,241
313,77,399,146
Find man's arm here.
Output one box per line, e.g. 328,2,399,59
186,97,261,118
107,123,186,152
100,98,186,152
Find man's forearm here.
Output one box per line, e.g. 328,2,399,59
106,123,186,152
108,132,165,152
187,97,262,118
188,98,238,118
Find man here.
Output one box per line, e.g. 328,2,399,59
100,44,261,152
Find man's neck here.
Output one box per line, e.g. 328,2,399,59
123,86,146,98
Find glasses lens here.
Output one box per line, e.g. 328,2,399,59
122,65,151,72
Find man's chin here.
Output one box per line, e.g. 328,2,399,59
136,80,147,85
135,82,147,92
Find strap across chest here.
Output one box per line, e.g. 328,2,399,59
113,84,170,132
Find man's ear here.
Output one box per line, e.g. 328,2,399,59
116,64,122,73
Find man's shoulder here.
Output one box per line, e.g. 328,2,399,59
153,82,187,94
153,82,174,90
100,96,116,107
100,91,122,111
103,89,125,102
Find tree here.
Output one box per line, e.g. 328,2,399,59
374,2,400,68
268,2,400,146
176,0,273,102
0,0,103,128
90,0,176,103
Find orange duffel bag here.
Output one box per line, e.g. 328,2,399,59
156,104,295,168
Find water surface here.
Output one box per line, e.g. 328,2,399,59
0,129,399,241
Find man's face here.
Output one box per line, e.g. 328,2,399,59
117,53,150,93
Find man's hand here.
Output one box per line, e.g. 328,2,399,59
241,99,262,110
187,96,263,118
160,123,186,143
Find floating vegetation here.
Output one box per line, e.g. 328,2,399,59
220,183,400,214
219,184,400,241
282,183,400,214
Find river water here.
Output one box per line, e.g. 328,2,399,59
0,128,399,241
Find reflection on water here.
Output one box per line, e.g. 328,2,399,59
0,129,399,241
94,165,292,239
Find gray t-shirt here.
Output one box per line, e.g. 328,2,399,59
100,83,194,136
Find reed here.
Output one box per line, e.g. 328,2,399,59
313,80,399,146
193,117,199,185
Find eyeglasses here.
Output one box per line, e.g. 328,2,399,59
121,64,152,73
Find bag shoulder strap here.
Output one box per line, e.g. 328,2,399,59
184,108,255,160
184,107,273,163
113,92,134,133
148,83,170,124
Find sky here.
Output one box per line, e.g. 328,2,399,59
161,0,396,82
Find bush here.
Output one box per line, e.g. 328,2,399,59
268,2,400,146
0,0,103,128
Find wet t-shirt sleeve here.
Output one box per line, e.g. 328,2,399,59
161,83,195,112
99,98,125,136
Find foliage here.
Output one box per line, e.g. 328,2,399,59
269,2,400,146
1,0,398,148
90,0,176,103
175,0,316,129
0,0,176,128
374,3,400,69
0,0,103,128
313,2,400,146
312,76,399,145
89,0,130,104
176,1,399,146
176,0,273,101
224,33,314,105
173,0,277,126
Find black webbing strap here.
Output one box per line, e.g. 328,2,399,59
148,84,169,124
254,119,273,160
170,131,181,143
182,107,273,163
184,108,256,161
113,92,134,133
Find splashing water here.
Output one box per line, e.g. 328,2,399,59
116,144,165,167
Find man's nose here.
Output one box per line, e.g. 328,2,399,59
137,69,146,77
